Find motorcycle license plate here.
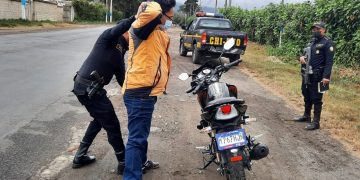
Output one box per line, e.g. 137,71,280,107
215,129,247,151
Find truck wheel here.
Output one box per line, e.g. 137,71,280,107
179,40,188,56
192,45,202,64
230,54,241,66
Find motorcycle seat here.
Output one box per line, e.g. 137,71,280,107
205,97,245,111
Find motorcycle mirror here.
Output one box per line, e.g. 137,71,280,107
223,38,235,51
178,73,189,81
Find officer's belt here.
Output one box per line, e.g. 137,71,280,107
74,74,94,87
312,67,324,74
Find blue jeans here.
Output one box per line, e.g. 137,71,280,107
123,94,157,180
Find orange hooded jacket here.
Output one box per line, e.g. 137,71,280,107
122,2,171,96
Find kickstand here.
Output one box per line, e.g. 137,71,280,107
199,155,217,170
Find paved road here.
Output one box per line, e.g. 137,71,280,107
1,27,359,180
0,27,108,179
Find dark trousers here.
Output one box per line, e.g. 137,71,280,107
301,75,323,121
76,89,125,155
123,94,157,180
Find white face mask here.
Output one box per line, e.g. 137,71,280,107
162,20,172,30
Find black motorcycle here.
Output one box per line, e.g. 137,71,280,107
178,39,269,180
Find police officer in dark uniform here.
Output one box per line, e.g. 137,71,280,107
294,22,335,130
71,16,135,174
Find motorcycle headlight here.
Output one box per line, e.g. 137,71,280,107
202,69,211,75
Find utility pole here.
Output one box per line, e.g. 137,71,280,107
21,0,26,19
229,0,232,7
215,0,217,13
110,0,113,23
225,0,227,8
105,0,108,23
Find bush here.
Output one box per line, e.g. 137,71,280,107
73,0,123,22
185,16,195,26
0,19,53,27
220,0,360,67
173,12,185,25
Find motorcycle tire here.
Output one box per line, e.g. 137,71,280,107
225,161,246,180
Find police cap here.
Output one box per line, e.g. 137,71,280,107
311,21,326,29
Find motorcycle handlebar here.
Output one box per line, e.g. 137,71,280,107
186,60,241,94
193,83,202,94
186,86,195,93
224,59,241,69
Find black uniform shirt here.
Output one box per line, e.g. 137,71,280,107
310,36,335,79
77,16,136,86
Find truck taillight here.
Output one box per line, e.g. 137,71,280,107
201,32,207,44
244,35,248,46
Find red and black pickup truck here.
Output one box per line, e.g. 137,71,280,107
179,12,248,65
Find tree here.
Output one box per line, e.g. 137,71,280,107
115,0,142,18
87,0,141,18
180,0,200,16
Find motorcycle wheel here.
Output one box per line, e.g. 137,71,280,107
225,161,246,180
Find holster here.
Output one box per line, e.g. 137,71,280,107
73,72,104,98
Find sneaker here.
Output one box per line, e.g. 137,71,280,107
142,160,159,174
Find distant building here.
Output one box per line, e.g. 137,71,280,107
0,0,74,22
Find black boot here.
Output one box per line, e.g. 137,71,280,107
305,104,321,130
294,103,311,122
293,115,311,122
72,142,96,169
116,151,125,175
305,121,320,130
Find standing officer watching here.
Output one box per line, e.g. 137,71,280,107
294,22,335,130
71,16,135,174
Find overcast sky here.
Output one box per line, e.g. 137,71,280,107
176,0,312,9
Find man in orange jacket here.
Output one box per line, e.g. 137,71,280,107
122,0,176,179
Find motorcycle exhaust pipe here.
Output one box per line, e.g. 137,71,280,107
249,144,269,160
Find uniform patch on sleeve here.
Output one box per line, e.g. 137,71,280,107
330,46,334,52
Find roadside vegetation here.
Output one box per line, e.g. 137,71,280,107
0,19,56,27
220,0,359,68
72,0,123,22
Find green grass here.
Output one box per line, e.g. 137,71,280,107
0,19,56,27
243,42,360,151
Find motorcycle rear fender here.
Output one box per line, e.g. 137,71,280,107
220,147,249,165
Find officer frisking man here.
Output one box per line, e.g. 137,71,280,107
71,15,136,174
293,22,335,130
